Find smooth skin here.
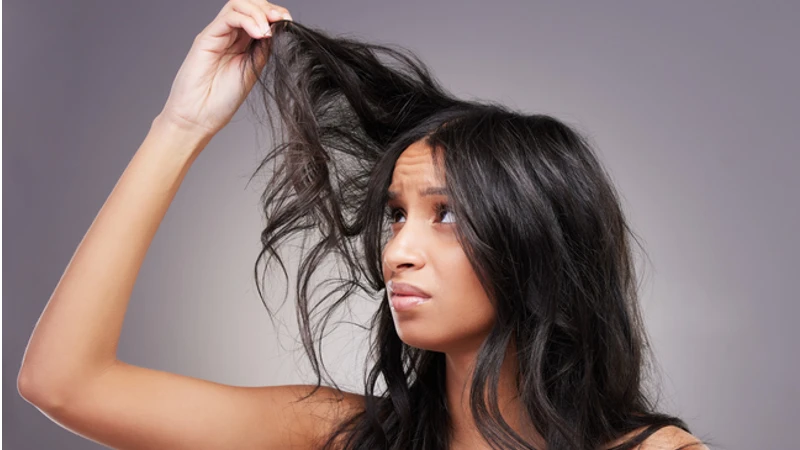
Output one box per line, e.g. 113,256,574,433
17,1,705,449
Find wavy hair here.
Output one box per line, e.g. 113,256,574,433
239,20,690,450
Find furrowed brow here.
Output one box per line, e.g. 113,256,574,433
387,186,448,200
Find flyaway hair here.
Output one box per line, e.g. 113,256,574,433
238,20,691,450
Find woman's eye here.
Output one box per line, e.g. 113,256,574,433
386,207,405,223
441,210,455,223
384,205,454,224
436,203,456,224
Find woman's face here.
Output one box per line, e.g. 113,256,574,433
382,139,495,352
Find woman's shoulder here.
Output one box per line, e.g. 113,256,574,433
639,426,707,450
608,425,707,450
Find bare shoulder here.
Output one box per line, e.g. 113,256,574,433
606,425,707,450
639,426,708,450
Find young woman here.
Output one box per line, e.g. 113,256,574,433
18,1,707,449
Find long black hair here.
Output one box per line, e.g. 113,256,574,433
240,20,690,450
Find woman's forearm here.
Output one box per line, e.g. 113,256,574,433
19,116,214,402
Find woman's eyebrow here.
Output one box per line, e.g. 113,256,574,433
387,186,448,200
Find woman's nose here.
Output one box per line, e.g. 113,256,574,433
382,222,426,273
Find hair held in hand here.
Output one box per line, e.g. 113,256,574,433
234,20,690,450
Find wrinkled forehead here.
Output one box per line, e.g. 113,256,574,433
389,139,446,189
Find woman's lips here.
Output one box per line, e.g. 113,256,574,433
389,294,430,312
387,280,431,312
388,280,431,297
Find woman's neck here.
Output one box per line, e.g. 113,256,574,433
444,340,545,449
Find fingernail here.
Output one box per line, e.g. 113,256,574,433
261,24,272,36
281,13,292,21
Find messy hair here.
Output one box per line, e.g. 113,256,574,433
241,20,690,450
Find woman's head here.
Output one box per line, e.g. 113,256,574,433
381,137,495,353
245,20,688,450
374,105,640,364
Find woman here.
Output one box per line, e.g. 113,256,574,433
18,1,706,449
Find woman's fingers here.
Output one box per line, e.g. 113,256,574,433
253,0,293,22
231,0,273,37
158,0,293,136
201,0,292,43
232,0,293,34
203,9,266,42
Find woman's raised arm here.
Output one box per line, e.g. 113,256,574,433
17,2,362,448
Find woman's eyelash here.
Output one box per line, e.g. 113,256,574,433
434,202,452,222
385,206,401,223
384,202,454,223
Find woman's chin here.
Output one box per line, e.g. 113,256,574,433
394,324,448,352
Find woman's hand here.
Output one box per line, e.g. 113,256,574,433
158,0,293,139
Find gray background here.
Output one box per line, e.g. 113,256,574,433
5,1,799,448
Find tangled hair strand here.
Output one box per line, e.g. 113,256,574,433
238,20,692,450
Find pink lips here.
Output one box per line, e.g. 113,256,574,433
388,280,431,312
